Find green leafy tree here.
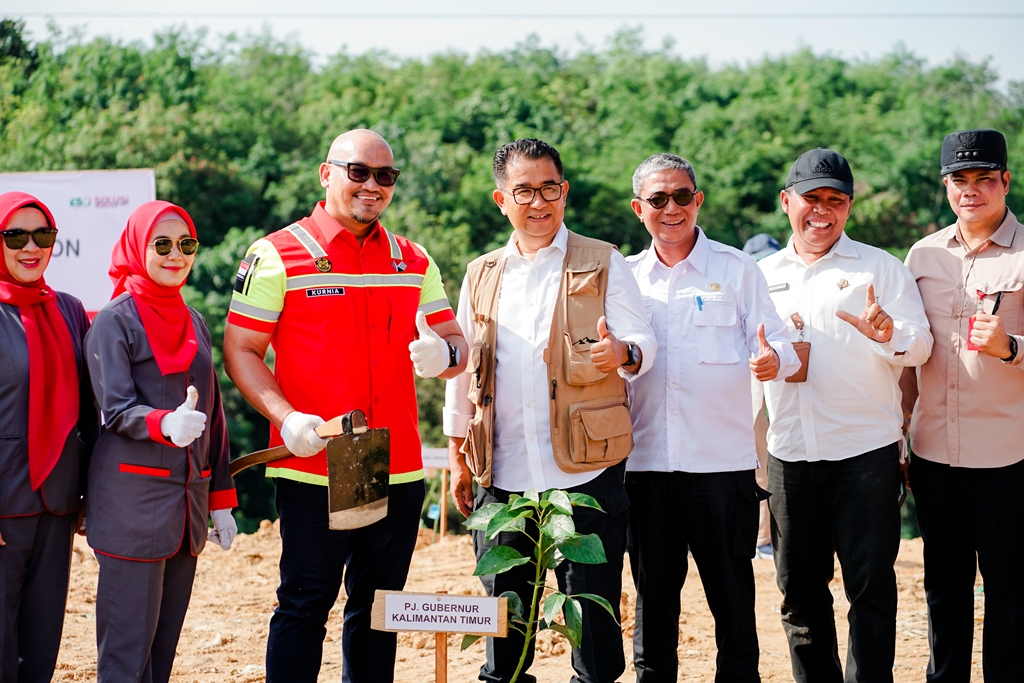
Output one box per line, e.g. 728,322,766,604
462,489,616,683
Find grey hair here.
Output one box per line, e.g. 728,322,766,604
632,153,697,196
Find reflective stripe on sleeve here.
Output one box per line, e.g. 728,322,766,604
229,299,282,322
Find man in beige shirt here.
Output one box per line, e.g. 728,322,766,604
902,129,1024,683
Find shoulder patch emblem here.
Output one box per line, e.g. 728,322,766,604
234,253,259,294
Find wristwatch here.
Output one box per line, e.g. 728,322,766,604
1001,336,1018,363
622,342,640,367
447,341,461,369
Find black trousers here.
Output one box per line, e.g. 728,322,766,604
911,455,1024,683
627,469,764,683
473,463,628,683
0,511,75,683
95,537,198,683
266,478,424,683
768,444,902,683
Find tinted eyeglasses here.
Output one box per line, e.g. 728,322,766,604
327,160,400,187
636,187,697,210
149,237,200,256
508,183,564,205
1,228,59,250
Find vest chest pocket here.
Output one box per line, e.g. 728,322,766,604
568,400,633,465
563,324,608,386
567,262,602,297
693,295,741,364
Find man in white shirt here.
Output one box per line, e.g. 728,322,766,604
625,153,799,683
444,138,656,683
759,148,933,683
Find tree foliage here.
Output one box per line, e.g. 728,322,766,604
3,20,1022,529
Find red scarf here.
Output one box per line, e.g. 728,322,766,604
109,201,198,376
0,192,80,491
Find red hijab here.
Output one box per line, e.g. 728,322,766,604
109,201,198,376
0,192,80,491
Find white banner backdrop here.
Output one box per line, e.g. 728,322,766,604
0,169,156,313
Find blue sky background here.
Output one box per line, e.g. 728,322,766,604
8,1,1024,87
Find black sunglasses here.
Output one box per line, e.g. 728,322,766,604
327,160,401,187
2,227,59,250
149,237,200,256
636,188,698,210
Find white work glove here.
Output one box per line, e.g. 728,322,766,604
280,411,329,457
159,386,207,448
208,509,237,551
408,311,450,378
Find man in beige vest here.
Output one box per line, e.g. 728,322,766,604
444,138,656,683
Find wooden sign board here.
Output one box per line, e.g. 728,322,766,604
371,590,508,637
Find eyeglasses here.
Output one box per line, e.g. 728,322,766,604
1,228,59,250
636,188,698,210
149,237,200,256
327,160,400,187
507,183,564,205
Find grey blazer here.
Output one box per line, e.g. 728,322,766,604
0,292,97,517
85,293,234,560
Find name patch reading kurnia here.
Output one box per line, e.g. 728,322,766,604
306,287,345,297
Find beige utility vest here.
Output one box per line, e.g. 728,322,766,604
460,230,634,488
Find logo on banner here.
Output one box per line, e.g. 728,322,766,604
70,195,131,209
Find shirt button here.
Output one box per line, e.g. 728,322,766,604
524,366,530,373
528,301,535,307
669,383,677,389
712,317,719,324
951,348,957,354
949,416,955,422
372,360,378,366
370,324,375,330
374,398,379,404
949,383,956,389
670,418,677,424
957,284,964,289
524,401,533,408
528,435,535,442
670,315,677,322
952,314,959,320
669,348,677,355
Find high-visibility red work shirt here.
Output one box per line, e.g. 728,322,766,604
227,202,455,485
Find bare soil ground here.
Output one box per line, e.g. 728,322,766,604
55,524,984,682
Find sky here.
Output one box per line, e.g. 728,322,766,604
8,1,1024,86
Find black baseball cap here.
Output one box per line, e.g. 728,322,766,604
940,129,1007,176
785,148,854,197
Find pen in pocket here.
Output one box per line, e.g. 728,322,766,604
696,296,703,311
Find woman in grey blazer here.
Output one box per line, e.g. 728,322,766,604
0,192,98,683
85,200,237,683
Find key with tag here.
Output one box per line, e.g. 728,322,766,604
787,313,811,383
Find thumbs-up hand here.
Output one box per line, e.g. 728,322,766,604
748,323,780,382
590,315,629,374
159,385,207,448
408,311,450,378
836,283,894,343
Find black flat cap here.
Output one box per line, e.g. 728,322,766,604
786,148,854,197
940,129,1007,176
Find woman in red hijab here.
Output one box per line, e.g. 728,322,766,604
84,201,237,683
0,192,98,683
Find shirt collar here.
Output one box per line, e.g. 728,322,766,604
310,201,385,249
502,223,569,261
639,227,710,278
954,210,1019,250
781,230,857,265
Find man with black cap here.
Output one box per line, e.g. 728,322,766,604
901,129,1024,682
757,148,933,683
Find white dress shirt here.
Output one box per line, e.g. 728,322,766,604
444,224,657,492
626,229,799,473
758,232,933,462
